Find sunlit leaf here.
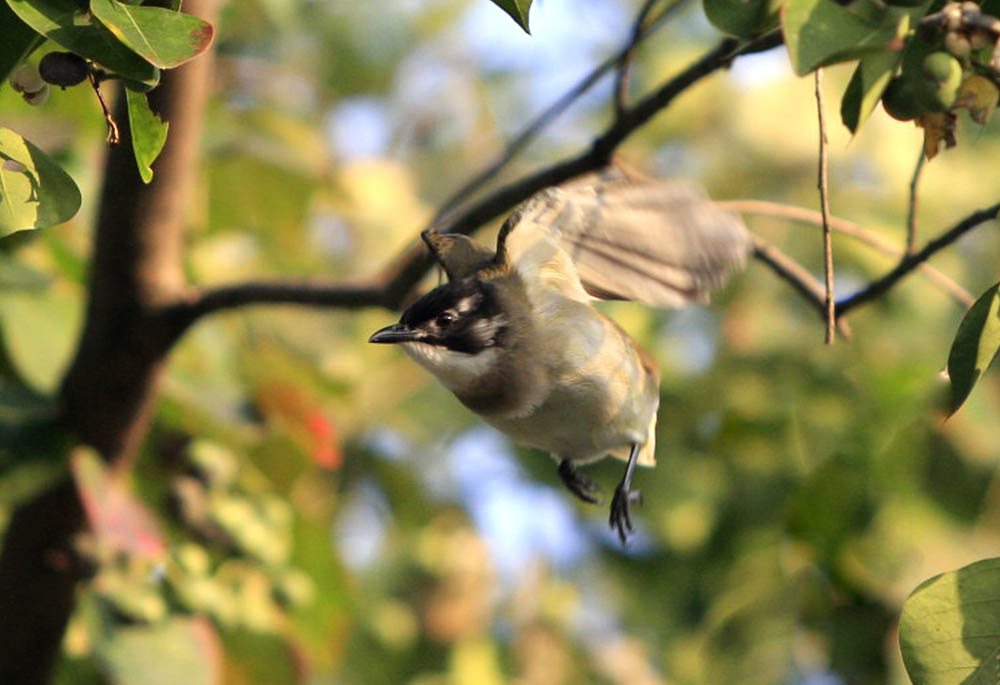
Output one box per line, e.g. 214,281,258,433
450,636,504,685
0,383,63,473
954,74,999,125
89,0,214,69
916,111,957,159
489,0,531,33
0,288,82,394
900,557,1000,684
0,253,50,290
841,49,901,133
781,0,909,76
946,282,1000,416
5,0,159,86
0,2,43,82
98,616,222,685
704,0,781,39
126,88,169,183
0,128,81,236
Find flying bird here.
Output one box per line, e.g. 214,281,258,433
370,164,750,542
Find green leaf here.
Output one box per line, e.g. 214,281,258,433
5,0,159,86
126,88,169,183
0,2,44,82
841,49,902,133
0,386,65,474
704,0,781,39
0,127,81,236
946,282,1000,416
781,0,908,76
490,0,531,33
89,0,214,69
0,254,51,290
98,616,221,685
900,558,1000,684
0,287,82,394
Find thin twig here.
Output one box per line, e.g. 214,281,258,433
594,31,782,160
614,0,663,119
750,234,851,338
836,202,1000,316
88,72,119,145
433,0,678,225
906,145,925,255
815,69,835,345
717,200,974,307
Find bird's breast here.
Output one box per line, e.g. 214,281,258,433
481,306,660,463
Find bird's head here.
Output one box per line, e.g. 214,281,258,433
369,277,514,386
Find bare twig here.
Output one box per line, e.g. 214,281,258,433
836,202,1000,316
754,202,1000,325
750,234,851,338
717,200,974,307
594,31,782,159
815,69,835,345
614,0,664,119
434,0,678,225
88,71,119,145
906,146,925,254
749,202,998,321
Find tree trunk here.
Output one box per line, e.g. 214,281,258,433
0,2,218,680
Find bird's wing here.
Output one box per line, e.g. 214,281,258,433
500,165,751,308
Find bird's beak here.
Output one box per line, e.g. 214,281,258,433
368,323,418,344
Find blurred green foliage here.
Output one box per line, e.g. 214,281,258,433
2,0,1000,683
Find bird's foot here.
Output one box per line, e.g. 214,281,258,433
557,460,603,505
609,483,642,544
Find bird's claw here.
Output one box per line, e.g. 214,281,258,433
557,460,604,505
609,485,642,543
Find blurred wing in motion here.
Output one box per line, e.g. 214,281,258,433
499,164,751,308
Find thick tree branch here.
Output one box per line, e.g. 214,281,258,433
59,13,218,463
171,31,785,335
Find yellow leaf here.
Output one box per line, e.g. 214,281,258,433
915,112,957,160
954,74,999,125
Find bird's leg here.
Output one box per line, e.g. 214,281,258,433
609,443,643,543
557,459,603,505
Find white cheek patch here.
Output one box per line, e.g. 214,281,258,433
469,316,506,346
401,342,500,392
454,295,480,315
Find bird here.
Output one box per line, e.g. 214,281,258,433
369,164,750,542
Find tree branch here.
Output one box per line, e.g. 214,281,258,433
750,234,851,338
0,3,221,681
170,31,785,335
614,0,666,119
906,145,925,255
836,202,1000,316
814,69,836,345
718,200,974,307
746,202,998,323
435,0,676,225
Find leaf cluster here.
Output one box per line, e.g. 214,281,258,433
1,0,214,237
